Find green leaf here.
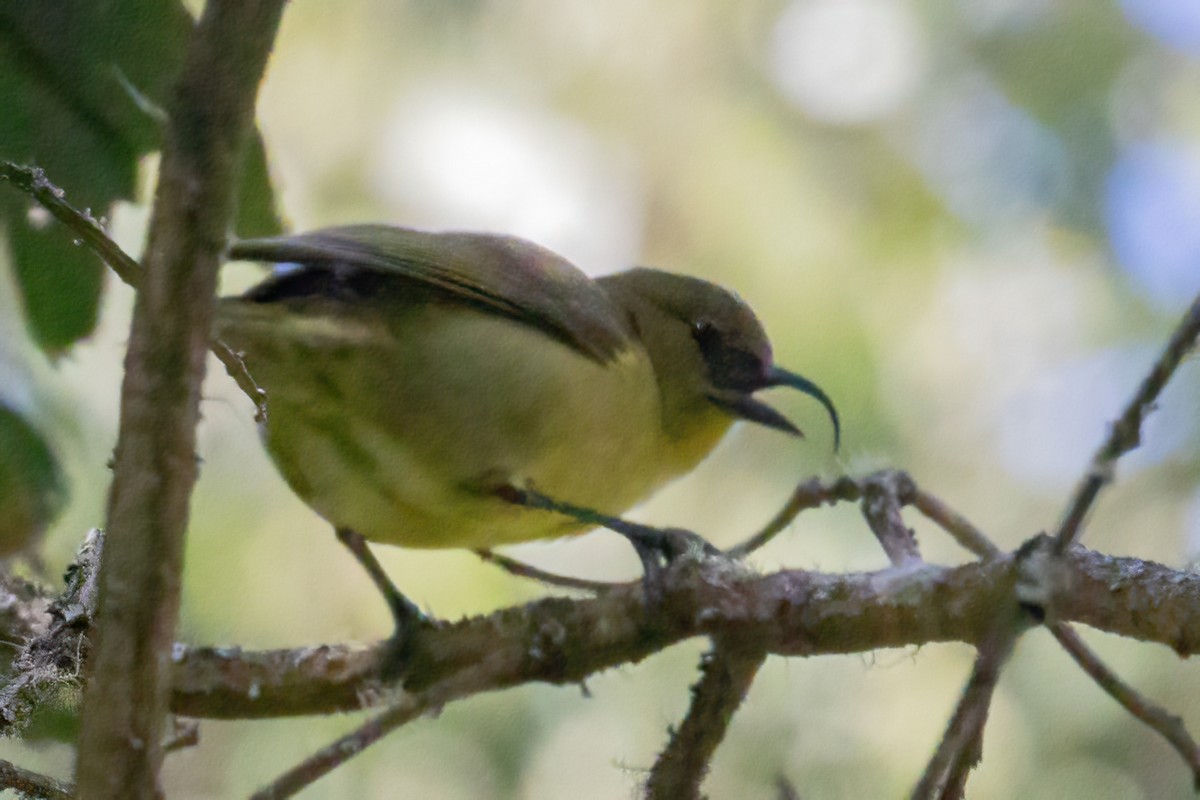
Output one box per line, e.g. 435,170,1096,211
6,217,107,351
0,404,65,557
237,129,285,239
0,1,282,351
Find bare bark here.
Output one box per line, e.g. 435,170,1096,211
644,641,766,800
73,2,285,797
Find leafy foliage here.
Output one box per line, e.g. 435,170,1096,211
0,0,281,353
0,404,64,557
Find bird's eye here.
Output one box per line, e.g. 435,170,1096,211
692,319,764,390
691,320,723,360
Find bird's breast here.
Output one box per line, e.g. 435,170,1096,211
218,300,677,548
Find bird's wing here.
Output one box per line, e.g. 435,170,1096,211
228,225,633,363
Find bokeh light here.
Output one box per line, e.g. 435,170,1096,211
769,0,927,124
1120,0,1200,54
372,86,644,274
1105,140,1200,310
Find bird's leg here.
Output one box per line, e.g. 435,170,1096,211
334,528,428,666
496,486,716,607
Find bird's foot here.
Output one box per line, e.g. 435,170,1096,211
335,527,434,679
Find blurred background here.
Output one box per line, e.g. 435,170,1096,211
3,0,1200,796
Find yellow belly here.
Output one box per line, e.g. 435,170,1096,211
218,301,680,548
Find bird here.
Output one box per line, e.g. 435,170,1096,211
214,224,839,637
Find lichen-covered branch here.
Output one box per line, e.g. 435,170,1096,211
0,530,103,736
161,544,1200,721
0,757,73,800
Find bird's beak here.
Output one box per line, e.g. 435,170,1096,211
708,366,841,450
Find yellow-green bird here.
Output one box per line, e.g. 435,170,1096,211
216,225,838,632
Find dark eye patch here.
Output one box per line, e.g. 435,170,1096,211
692,321,764,391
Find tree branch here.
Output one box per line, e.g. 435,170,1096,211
0,162,141,287
0,757,73,800
1054,292,1200,553
0,530,103,736
0,161,267,420
1051,623,1200,788
910,487,998,558
911,629,1018,800
73,2,285,797
644,640,766,799
474,548,620,593
250,695,433,799
726,475,862,557
156,544,1200,723
859,471,922,566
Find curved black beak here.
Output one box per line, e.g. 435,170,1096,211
708,367,840,451
764,367,840,450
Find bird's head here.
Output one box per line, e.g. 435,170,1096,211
598,268,840,450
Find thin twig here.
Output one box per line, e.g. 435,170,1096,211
213,340,268,422
0,161,268,421
250,695,431,800
474,549,622,593
644,640,767,800
1052,623,1200,788
726,475,861,557
910,630,1016,800
1054,293,1200,553
0,161,142,286
910,489,998,558
939,723,984,800
0,757,73,800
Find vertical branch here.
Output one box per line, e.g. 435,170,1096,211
860,472,922,567
910,630,1016,800
1053,293,1200,553
644,640,767,800
73,2,285,798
